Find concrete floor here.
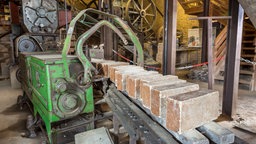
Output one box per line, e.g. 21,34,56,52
0,79,256,143
0,80,41,144
189,80,256,143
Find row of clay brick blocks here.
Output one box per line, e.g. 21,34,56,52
124,70,219,134
91,59,219,134
91,59,128,77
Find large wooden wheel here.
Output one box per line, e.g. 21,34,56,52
125,0,156,33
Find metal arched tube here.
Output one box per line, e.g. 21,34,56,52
61,8,144,79
75,20,128,84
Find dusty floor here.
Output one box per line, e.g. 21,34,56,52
0,80,41,144
189,80,256,143
0,79,256,143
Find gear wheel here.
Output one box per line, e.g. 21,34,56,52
22,0,58,33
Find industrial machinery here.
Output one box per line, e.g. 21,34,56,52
16,7,238,144
18,8,144,143
14,0,59,59
12,0,62,89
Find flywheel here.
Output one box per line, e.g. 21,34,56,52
125,0,156,33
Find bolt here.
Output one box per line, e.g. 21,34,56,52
144,130,149,134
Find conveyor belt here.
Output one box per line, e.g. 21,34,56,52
105,84,179,144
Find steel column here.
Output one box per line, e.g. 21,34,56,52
104,0,114,60
222,0,244,118
201,0,210,62
207,18,214,89
163,0,177,75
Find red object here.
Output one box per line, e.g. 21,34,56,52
58,10,72,27
9,1,19,24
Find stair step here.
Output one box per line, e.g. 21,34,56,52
243,34,256,37
242,47,256,50
240,62,253,66
241,54,256,58
215,75,251,85
219,68,254,75
240,70,254,75
243,28,256,32
242,40,254,43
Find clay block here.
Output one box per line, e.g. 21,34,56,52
141,79,187,109
91,59,111,70
140,75,180,108
115,68,146,91
109,65,142,82
126,71,159,96
90,59,128,77
151,82,199,123
171,129,209,144
91,58,106,64
197,122,234,144
101,61,128,77
126,72,161,99
166,89,219,134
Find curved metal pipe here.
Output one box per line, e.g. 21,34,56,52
75,20,128,84
61,8,144,78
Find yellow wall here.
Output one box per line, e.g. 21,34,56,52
153,1,199,44
177,3,199,44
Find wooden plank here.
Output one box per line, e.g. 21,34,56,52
215,26,227,48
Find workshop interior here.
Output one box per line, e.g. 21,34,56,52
0,0,256,143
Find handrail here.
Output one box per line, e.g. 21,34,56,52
61,8,144,79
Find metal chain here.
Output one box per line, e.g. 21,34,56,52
240,57,256,65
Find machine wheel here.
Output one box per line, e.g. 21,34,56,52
125,0,156,33
16,68,22,83
76,71,92,89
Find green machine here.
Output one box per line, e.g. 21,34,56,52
18,8,144,143
19,53,94,142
